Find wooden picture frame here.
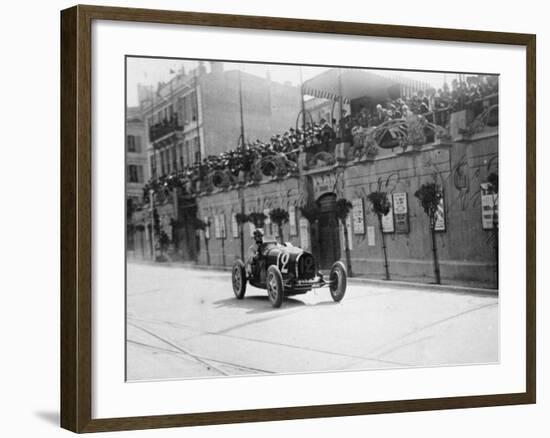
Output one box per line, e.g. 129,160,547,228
61,4,536,433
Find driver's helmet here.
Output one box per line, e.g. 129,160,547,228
253,228,264,244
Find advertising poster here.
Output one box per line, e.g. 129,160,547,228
214,214,221,238
352,198,365,234
263,208,272,235
289,205,297,236
219,214,226,239
434,196,446,232
381,195,395,233
299,218,310,250
204,216,210,240
231,212,239,238
367,225,376,246
480,184,498,230
392,192,409,233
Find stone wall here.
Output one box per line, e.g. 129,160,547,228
194,132,498,287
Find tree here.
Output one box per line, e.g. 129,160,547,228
367,191,392,280
193,217,211,266
335,198,353,277
269,208,289,243
235,213,249,260
414,182,443,284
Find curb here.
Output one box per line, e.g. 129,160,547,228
346,276,498,296
129,259,497,296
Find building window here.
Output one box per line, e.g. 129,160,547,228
177,143,184,169
171,147,177,171
160,151,166,176
191,91,198,122
184,140,191,165
164,150,171,174
183,91,199,123
127,135,141,152
150,156,156,178
193,136,201,163
128,165,143,183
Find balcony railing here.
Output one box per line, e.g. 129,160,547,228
149,116,183,143
142,94,499,202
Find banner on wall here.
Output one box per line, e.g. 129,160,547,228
367,225,375,246
312,172,338,199
263,208,272,235
352,198,365,235
299,218,310,250
204,216,210,240
289,205,297,236
214,215,221,239
392,192,409,233
219,214,226,239
434,196,446,232
480,184,498,230
231,213,239,238
348,216,353,250
381,195,395,233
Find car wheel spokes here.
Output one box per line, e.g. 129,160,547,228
233,267,241,291
268,274,277,300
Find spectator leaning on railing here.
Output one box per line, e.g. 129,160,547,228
139,74,498,206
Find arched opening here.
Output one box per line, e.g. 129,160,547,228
314,193,341,270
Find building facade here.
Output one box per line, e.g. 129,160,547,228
130,62,302,262
126,106,149,257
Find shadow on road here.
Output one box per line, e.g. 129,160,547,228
213,294,339,315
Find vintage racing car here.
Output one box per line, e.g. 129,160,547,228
231,240,347,308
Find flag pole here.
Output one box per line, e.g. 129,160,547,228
299,67,306,133
238,69,246,150
194,66,202,163
337,68,344,137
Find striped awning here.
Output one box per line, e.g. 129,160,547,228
302,68,430,103
302,85,351,104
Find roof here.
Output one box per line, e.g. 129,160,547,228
302,69,416,103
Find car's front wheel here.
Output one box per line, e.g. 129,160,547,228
232,259,247,299
266,265,284,308
329,261,347,302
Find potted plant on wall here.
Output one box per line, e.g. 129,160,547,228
248,212,267,229
414,182,443,284
299,202,321,224
367,191,392,280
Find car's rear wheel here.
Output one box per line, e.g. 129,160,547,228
329,261,347,302
232,259,247,299
267,265,284,308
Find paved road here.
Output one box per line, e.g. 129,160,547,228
126,262,498,381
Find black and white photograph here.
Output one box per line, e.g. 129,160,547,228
125,57,499,381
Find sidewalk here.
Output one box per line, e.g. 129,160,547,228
128,258,498,296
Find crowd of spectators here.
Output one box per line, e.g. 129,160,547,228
142,74,498,203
